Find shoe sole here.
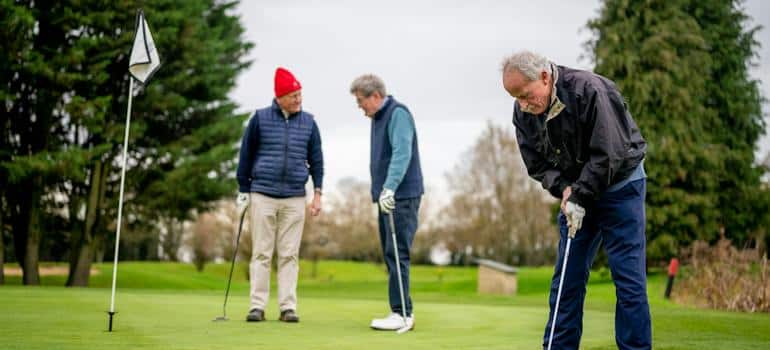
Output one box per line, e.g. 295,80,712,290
370,324,415,331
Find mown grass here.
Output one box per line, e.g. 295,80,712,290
1,260,768,349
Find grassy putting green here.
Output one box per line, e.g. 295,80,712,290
1,260,769,349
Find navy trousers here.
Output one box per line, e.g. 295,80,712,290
377,196,421,316
543,179,652,350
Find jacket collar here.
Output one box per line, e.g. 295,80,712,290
271,99,301,119
545,63,566,121
373,95,395,120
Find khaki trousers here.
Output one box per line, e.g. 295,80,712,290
249,193,306,312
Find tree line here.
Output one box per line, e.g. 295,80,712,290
2,0,768,285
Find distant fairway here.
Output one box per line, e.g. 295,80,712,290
1,261,768,349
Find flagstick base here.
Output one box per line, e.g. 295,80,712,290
107,311,117,332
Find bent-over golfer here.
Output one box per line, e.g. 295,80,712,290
350,74,423,332
502,51,650,349
236,67,324,323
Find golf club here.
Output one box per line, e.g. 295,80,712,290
213,203,248,322
547,233,573,350
387,210,412,334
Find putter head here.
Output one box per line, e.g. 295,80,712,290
212,316,228,322
395,316,413,334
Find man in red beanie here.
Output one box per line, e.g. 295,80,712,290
236,67,324,323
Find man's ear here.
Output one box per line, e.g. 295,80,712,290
540,70,549,85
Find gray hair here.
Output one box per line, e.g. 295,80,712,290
350,74,387,97
501,51,550,81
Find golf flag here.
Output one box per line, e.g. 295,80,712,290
108,9,161,333
128,10,161,84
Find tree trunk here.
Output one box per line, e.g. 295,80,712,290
67,161,106,286
93,231,106,264
0,202,4,285
93,162,110,264
162,218,181,261
23,182,42,285
12,190,29,272
68,230,106,286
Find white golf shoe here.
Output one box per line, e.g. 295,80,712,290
370,312,414,331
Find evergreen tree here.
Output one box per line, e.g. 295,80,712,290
686,1,767,245
1,0,253,285
586,0,767,259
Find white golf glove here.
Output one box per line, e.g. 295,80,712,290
236,192,249,211
564,201,585,239
379,188,395,214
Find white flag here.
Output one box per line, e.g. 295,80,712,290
129,10,161,84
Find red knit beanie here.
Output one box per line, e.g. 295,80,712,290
274,67,302,97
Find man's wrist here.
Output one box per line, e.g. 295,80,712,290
314,188,322,196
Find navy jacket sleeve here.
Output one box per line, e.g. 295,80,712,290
236,113,259,192
307,120,324,190
513,108,570,199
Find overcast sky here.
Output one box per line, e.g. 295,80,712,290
230,0,770,200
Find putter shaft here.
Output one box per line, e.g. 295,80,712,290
388,211,411,333
547,237,572,350
215,204,248,322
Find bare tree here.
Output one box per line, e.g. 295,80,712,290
178,199,256,280
440,122,557,266
301,178,381,262
300,201,332,277
188,212,225,271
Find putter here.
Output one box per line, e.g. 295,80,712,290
387,210,412,334
546,225,576,350
213,203,248,322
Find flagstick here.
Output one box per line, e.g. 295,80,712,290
108,77,134,332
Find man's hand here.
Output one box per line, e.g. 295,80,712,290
310,191,322,217
236,192,249,211
378,188,395,214
564,201,585,238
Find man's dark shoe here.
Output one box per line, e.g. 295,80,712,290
279,309,299,323
246,308,265,322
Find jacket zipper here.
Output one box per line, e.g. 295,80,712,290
543,118,559,166
281,117,289,193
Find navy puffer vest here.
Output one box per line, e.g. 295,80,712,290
250,101,315,197
370,96,424,202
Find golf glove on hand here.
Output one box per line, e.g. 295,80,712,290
564,201,585,239
379,188,395,214
236,192,249,210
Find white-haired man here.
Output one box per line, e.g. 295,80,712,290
502,51,650,350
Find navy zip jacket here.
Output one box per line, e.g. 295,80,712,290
237,100,323,197
513,65,646,207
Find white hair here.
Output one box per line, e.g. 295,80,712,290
501,51,550,81
349,74,387,97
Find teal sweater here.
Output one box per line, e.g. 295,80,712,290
383,106,416,191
